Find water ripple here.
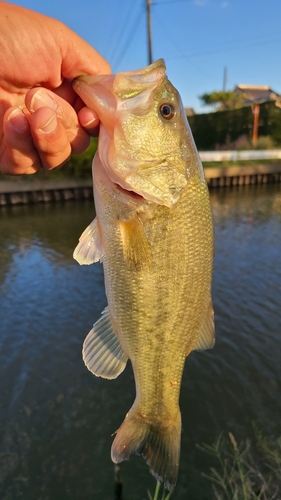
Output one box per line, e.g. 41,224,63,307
0,186,280,499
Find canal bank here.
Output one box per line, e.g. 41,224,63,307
0,178,93,206
204,162,281,187
1,163,281,205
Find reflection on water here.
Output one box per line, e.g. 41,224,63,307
0,185,281,499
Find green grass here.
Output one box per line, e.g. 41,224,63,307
147,482,171,500
198,430,281,500
120,429,280,499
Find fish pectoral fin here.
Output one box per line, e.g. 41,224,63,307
83,306,128,379
118,214,151,271
192,299,215,351
73,217,103,265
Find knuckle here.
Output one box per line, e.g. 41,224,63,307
4,149,41,175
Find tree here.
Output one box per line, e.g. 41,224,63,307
199,91,244,111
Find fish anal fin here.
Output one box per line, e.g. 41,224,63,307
73,217,103,265
111,407,181,492
118,214,151,271
192,300,215,351
83,307,127,379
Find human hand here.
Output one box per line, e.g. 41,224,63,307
0,2,111,175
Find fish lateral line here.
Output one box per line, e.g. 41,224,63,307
72,57,215,492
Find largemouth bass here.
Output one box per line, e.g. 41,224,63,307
73,59,214,491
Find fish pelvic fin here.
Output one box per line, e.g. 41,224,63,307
111,408,181,492
83,307,128,379
73,217,103,265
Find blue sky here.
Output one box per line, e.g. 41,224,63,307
10,0,281,113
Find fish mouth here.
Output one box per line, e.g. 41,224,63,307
114,183,145,201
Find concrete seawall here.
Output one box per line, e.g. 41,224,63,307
1,163,281,205
204,163,281,188
0,178,93,206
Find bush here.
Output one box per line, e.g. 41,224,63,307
188,102,281,150
254,135,276,150
64,137,98,178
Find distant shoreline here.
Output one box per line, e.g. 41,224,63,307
1,163,281,205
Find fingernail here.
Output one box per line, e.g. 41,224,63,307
39,112,57,134
30,89,57,112
8,108,29,133
79,108,98,128
83,117,97,128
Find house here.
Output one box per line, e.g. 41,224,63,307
234,85,281,142
234,84,280,106
185,107,195,116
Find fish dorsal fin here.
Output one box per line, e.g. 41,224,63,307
73,217,103,265
118,214,151,271
83,307,128,379
192,300,215,351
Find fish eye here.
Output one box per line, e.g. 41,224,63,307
159,103,175,120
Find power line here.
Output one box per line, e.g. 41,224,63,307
153,0,193,5
166,33,281,61
111,3,145,69
106,4,140,63
151,0,281,62
152,7,186,58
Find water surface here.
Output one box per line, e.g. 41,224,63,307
0,184,280,499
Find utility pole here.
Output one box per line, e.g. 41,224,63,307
223,66,227,92
146,0,153,65
252,104,260,144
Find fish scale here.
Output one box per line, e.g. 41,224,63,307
73,59,214,491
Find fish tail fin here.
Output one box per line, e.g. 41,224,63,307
111,408,181,492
